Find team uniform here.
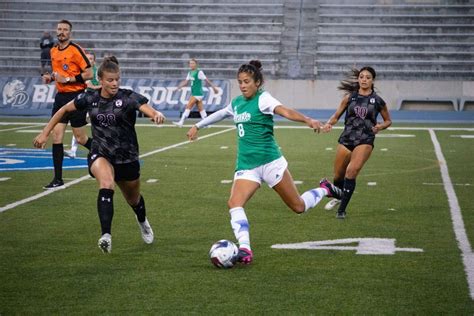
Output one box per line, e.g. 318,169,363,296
50,41,91,127
338,91,386,151
74,88,153,253
74,88,148,180
187,68,207,100
195,90,332,263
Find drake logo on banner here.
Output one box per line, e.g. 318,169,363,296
2,79,29,108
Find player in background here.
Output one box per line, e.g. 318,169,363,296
321,67,392,219
173,58,219,127
65,52,101,159
34,56,166,253
186,60,341,265
41,19,93,188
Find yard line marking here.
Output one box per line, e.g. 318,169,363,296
429,129,474,300
0,127,235,214
0,125,40,132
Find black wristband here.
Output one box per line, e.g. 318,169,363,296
75,74,85,83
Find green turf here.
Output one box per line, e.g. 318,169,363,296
0,119,473,314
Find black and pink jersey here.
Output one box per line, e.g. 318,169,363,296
338,91,386,148
74,88,148,164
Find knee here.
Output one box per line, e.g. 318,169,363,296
98,179,114,190
288,199,306,214
76,134,88,145
345,167,360,179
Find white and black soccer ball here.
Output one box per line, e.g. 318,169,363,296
209,239,238,269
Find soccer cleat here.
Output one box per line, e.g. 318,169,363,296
336,210,346,219
43,178,64,189
137,217,154,244
172,121,183,128
98,233,112,253
319,178,342,199
64,149,76,159
237,247,253,265
324,198,341,211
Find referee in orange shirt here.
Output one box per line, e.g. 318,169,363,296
42,20,93,189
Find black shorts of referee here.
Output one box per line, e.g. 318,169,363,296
52,90,88,128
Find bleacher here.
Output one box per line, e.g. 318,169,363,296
0,0,284,78
315,1,474,79
0,0,473,80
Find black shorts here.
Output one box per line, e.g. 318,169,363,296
88,154,141,182
339,140,375,152
52,91,87,128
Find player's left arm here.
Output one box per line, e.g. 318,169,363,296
33,101,78,148
274,105,321,133
138,104,165,125
372,105,392,134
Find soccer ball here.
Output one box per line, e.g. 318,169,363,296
209,239,238,269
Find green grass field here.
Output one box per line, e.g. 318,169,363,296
1,118,473,314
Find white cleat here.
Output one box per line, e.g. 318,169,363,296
64,150,76,159
137,217,154,244
172,121,184,128
98,233,112,253
324,198,341,211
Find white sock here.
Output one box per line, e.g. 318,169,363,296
229,207,250,250
199,110,207,119
301,188,326,212
180,109,191,123
70,136,78,154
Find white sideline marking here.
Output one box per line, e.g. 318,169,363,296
423,182,471,186
450,135,474,139
376,134,415,138
293,180,303,185
16,130,72,133
367,182,377,186
220,180,232,184
0,125,40,132
0,177,11,182
429,129,474,300
146,179,158,183
0,127,235,214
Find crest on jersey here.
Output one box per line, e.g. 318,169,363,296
62,64,69,71
115,99,123,107
370,98,375,104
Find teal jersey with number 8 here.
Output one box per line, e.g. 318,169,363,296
232,90,282,171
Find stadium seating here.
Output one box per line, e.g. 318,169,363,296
0,0,472,80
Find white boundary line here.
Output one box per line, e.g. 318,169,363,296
0,125,41,132
0,127,234,213
429,129,474,300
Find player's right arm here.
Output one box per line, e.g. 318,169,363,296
33,101,78,148
322,94,350,133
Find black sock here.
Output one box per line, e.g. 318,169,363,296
334,179,344,191
52,143,64,180
97,189,114,235
83,137,92,150
132,195,146,223
338,178,356,212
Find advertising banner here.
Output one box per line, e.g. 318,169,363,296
0,76,230,115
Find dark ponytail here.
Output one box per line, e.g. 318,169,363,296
98,55,120,78
338,66,376,94
238,60,264,88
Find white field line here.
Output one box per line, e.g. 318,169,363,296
429,129,474,300
0,125,41,132
0,127,234,214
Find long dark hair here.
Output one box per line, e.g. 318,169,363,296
98,56,120,78
338,66,376,94
238,60,264,88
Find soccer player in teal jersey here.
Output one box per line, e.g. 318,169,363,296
187,60,341,265
173,58,219,127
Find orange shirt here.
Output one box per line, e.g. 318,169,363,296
50,41,91,93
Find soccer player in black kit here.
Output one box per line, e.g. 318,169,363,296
34,56,166,253
321,67,392,219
